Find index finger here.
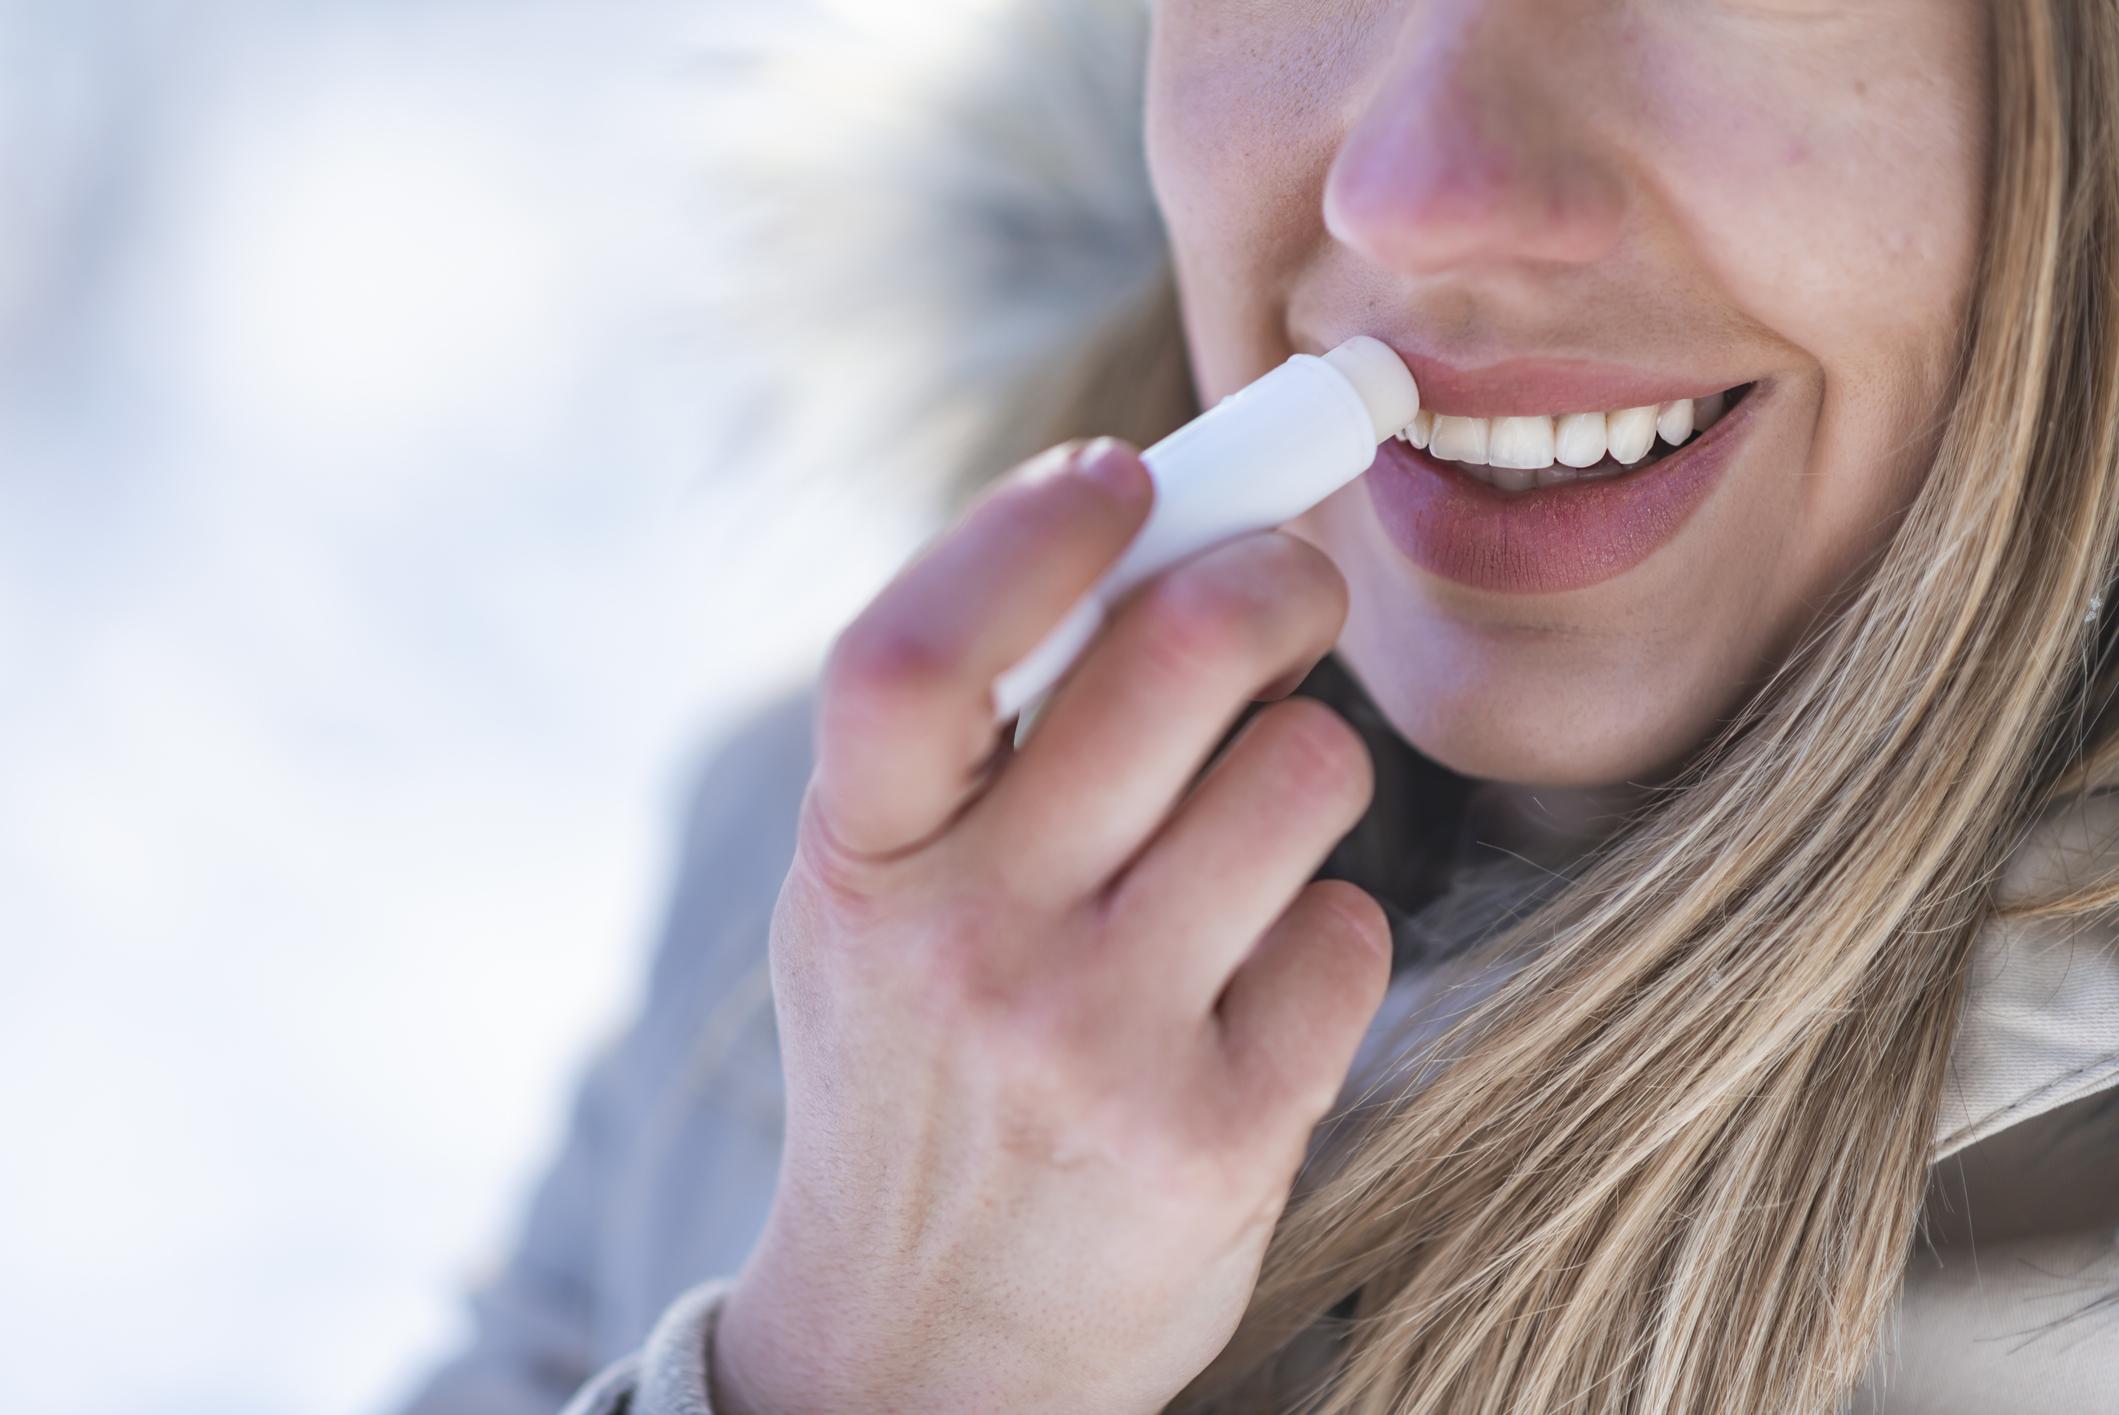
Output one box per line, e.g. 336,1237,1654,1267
809,438,1153,862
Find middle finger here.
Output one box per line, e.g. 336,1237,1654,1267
962,528,1348,904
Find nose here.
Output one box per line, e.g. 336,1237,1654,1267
1322,3,1628,275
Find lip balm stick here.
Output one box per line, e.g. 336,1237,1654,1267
993,336,1419,746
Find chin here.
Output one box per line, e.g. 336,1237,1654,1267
1333,607,1701,791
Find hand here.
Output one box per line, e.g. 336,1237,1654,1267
713,437,1392,1415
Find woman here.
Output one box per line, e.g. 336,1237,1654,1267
394,1,2119,1411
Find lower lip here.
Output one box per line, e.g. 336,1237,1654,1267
1361,381,1767,595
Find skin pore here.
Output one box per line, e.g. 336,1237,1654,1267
1143,0,1990,843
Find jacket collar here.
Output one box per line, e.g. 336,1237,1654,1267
1298,656,2119,1161
1934,791,2119,1157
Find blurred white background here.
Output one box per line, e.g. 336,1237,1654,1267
0,2,928,1410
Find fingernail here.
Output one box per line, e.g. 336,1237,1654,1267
1010,442,1079,487
1073,437,1146,500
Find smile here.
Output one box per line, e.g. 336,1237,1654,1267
1362,377,1772,595
1393,383,1759,494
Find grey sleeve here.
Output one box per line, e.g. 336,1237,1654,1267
385,1019,651,1414
388,686,816,1415
559,1279,739,1415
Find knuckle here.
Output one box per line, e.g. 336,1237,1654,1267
1265,699,1375,813
980,990,1090,1081
789,787,894,917
1129,535,1350,689
1275,532,1351,625
1133,561,1257,680
974,997,1117,1133
1233,1024,1342,1126
951,931,1127,1086
823,615,956,713
933,909,1128,1074
1138,1124,1260,1213
1307,878,1392,958
787,800,1026,982
913,889,1024,1006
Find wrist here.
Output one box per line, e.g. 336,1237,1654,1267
713,1273,906,1415
713,1274,1004,1415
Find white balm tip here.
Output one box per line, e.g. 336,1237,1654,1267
1322,336,1420,444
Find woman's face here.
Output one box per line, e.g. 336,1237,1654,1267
1145,0,1989,790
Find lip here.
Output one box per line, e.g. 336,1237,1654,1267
1362,377,1769,595
1345,339,1752,419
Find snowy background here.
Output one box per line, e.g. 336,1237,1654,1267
0,2,931,1411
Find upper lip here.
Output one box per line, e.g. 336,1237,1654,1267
1307,335,1758,419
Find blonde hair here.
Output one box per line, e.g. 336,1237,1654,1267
705,0,2119,1408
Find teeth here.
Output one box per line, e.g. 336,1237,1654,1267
1655,397,1694,446
1429,414,1490,465
1395,385,1750,494
1605,405,1659,465
1553,412,1608,468
1488,416,1557,471
1392,408,1436,448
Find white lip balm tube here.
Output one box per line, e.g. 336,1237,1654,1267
993,335,1419,745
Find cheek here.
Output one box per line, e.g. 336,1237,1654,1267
1146,7,1371,302
1146,11,1263,241
1638,21,1986,426
1629,20,1986,598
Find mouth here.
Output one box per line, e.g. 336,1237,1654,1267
1394,381,1761,494
1362,374,1773,595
